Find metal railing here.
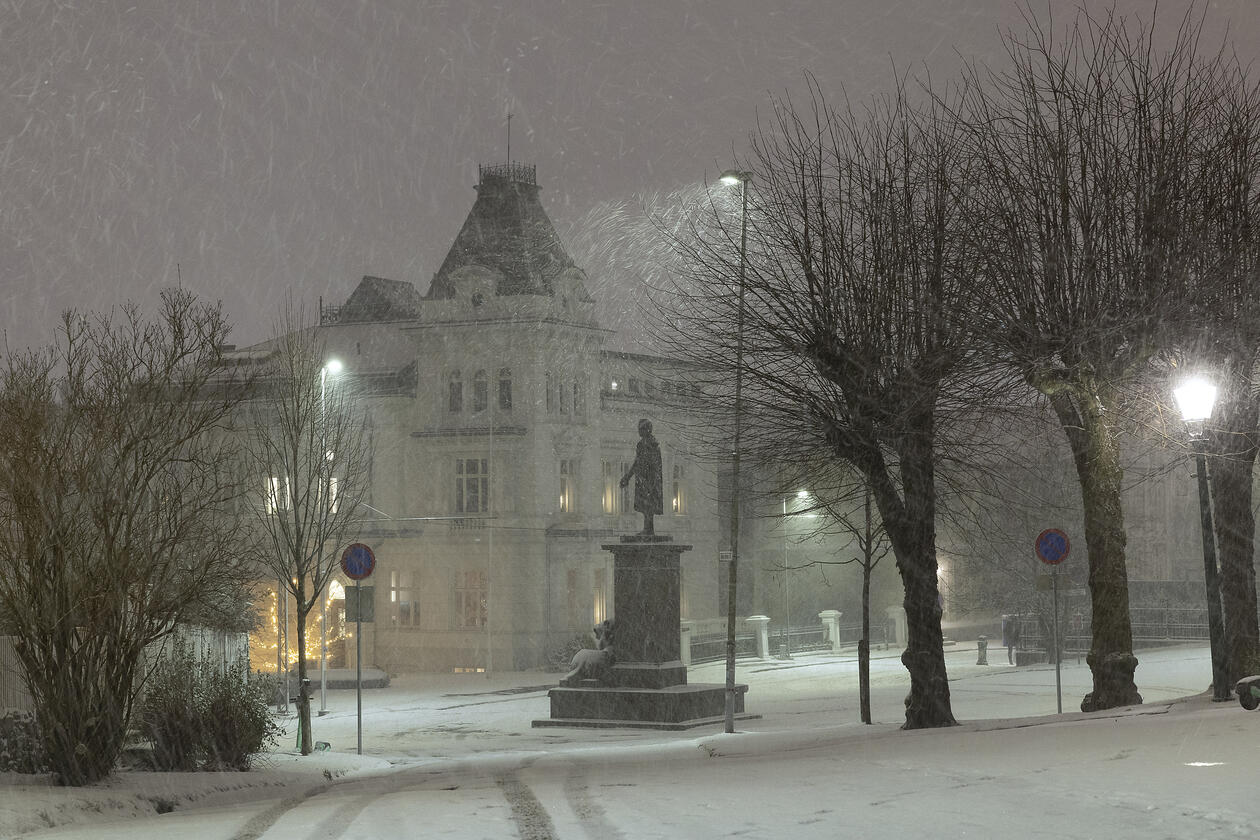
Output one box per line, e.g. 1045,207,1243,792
688,619,891,664
1013,607,1214,652
479,162,536,185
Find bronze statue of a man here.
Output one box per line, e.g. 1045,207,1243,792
620,418,663,535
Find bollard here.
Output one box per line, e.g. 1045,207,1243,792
977,635,989,666
746,615,771,660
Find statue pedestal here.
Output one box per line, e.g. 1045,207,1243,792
535,535,756,730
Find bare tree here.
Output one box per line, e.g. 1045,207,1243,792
663,78,985,729
961,7,1228,710
1186,58,1260,682
0,290,256,785
782,479,892,725
243,312,372,755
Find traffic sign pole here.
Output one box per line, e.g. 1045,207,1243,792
1052,570,1061,714
356,580,363,755
1035,529,1071,714
340,544,375,756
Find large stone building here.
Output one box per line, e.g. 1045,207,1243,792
249,161,1245,677
308,163,723,672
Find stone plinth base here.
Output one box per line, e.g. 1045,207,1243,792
609,661,688,689
535,683,753,730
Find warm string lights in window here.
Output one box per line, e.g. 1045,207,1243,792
248,581,348,672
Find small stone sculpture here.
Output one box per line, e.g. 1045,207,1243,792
560,620,615,687
620,418,663,535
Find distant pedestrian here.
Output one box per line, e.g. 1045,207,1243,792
1002,614,1020,664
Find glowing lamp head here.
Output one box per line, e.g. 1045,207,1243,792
1174,377,1217,422
720,169,750,186
324,358,344,375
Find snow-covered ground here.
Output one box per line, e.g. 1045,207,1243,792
4,642,1255,838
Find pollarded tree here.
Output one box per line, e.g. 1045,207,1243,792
961,8,1227,709
242,311,372,755
1182,59,1260,683
0,290,257,785
663,78,986,729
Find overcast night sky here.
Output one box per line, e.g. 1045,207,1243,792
3,0,1258,355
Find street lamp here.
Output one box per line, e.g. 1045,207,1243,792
781,489,809,658
319,358,343,716
1173,375,1231,702
720,168,751,733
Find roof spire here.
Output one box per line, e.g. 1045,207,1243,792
426,163,577,299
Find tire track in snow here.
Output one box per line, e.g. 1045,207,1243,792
299,791,377,839
229,782,332,840
498,772,558,840
564,766,625,840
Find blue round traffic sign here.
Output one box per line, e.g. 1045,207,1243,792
341,543,376,580
1035,529,1070,566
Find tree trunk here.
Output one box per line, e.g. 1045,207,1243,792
1049,390,1141,712
1209,386,1260,683
865,419,956,730
860,560,872,725
296,593,312,756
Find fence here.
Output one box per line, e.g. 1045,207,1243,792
689,617,891,664
0,636,32,712
1013,607,1213,653
0,625,250,715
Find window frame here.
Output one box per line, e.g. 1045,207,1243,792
455,570,487,629
455,457,490,514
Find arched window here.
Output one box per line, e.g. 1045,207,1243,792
448,370,462,413
498,367,512,411
473,369,488,412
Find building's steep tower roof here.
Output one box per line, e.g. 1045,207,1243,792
426,163,581,299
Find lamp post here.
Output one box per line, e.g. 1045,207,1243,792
1173,375,1231,702
781,489,808,658
720,168,751,733
319,358,343,716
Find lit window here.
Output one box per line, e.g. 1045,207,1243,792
390,569,417,627
455,458,489,514
323,475,339,514
601,460,621,515
559,459,578,513
498,368,512,411
448,371,463,413
265,475,290,514
456,570,487,628
593,567,607,625
473,369,488,412
672,463,687,515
